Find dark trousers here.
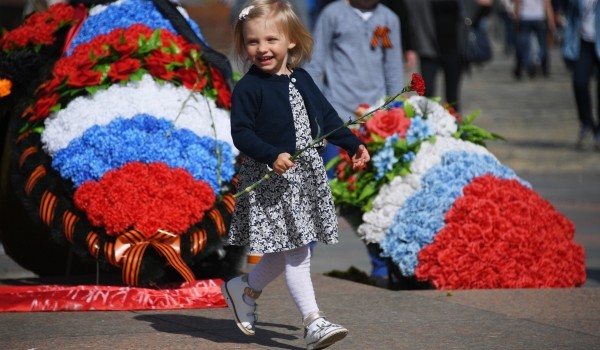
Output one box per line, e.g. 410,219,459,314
515,19,549,75
420,54,462,111
572,39,600,134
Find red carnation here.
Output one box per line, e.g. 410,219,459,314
66,69,102,87
32,93,59,120
410,73,426,96
415,175,586,289
74,162,216,237
145,51,176,80
175,67,207,91
210,67,231,109
107,57,142,81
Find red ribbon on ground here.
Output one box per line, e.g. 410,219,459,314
0,279,226,312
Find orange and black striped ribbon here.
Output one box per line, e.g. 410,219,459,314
371,26,393,49
25,165,46,195
40,191,57,226
62,211,79,244
104,228,195,286
86,231,100,258
19,146,38,167
190,228,207,256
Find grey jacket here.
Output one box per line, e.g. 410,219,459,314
305,0,404,119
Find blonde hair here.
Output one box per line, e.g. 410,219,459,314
232,0,313,69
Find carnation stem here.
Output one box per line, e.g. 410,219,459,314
233,91,405,199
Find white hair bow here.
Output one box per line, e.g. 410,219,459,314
239,5,254,21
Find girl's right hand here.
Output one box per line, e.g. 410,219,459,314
272,153,294,174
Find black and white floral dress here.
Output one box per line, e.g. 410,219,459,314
228,80,339,254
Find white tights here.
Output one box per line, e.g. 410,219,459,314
247,245,319,320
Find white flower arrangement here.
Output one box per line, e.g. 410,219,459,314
42,74,236,156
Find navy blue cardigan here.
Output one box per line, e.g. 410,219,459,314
230,65,362,166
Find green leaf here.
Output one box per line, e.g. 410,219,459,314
95,63,111,74
462,109,480,124
325,156,341,171
371,133,385,143
169,40,181,54
18,122,30,134
166,61,183,71
184,57,193,69
130,68,147,81
84,85,100,94
190,49,200,61
404,102,415,118
49,103,62,113
358,183,377,201
148,29,162,49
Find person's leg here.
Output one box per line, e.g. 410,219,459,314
501,10,516,55
282,245,318,319
515,20,532,78
572,40,596,146
367,242,388,279
594,47,600,145
222,251,286,336
522,20,536,75
282,245,348,349
441,51,462,112
419,57,439,98
248,251,286,291
534,20,549,76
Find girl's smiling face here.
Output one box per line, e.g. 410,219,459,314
243,16,296,75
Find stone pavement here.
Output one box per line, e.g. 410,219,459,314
1,40,600,349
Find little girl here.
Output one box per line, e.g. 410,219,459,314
222,0,370,349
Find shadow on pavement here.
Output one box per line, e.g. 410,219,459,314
134,313,304,350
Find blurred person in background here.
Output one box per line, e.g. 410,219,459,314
498,0,518,55
404,0,493,112
562,0,600,149
513,0,556,78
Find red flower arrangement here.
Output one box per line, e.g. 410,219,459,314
22,24,231,122
0,3,81,52
415,174,586,289
73,162,216,238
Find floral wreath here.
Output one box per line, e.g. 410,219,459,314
328,75,586,289
4,1,243,286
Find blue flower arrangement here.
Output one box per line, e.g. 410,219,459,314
405,115,434,145
371,134,399,180
52,114,235,193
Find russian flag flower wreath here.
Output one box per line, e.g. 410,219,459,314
328,79,586,290
0,0,245,287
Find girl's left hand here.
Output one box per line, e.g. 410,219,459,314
351,145,370,170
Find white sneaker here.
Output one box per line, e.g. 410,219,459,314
304,311,348,350
221,275,261,336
